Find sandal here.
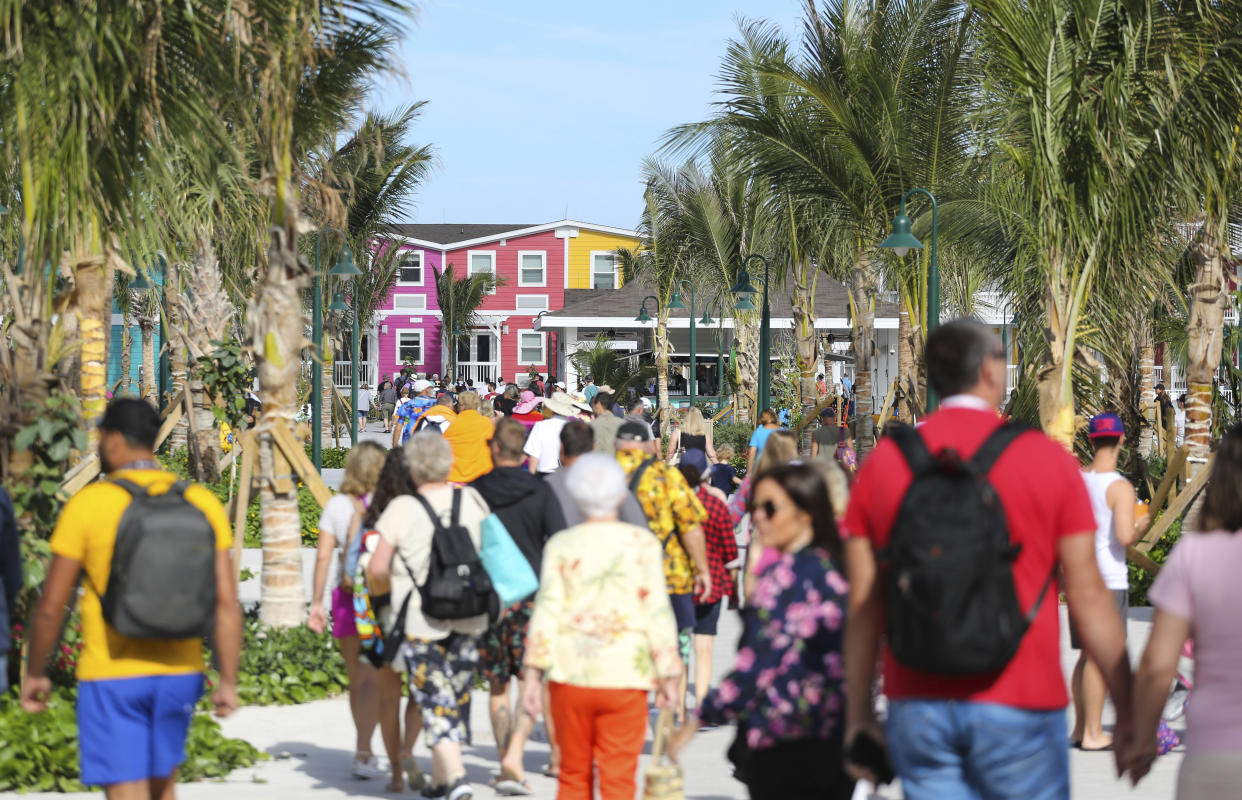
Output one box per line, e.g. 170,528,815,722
540,763,560,779
402,756,426,792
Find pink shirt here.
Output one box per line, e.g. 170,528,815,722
1149,530,1242,753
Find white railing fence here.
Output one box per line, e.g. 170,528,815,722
333,361,375,389
451,363,501,386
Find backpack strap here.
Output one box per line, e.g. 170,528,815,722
886,423,936,477
970,423,1033,475
450,487,462,528
411,493,447,537
109,478,151,497
629,457,658,494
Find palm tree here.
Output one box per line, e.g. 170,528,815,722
670,1,980,453
569,335,657,401
432,264,501,379
115,272,135,396
133,289,162,403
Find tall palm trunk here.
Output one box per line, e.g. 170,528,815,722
734,316,759,421
1037,266,1077,450
1138,328,1156,457
851,254,878,458
791,258,819,450
119,319,133,394
167,277,190,452
249,224,311,629
140,320,156,401
75,258,113,451
655,316,671,427
1185,231,1226,522
897,309,916,422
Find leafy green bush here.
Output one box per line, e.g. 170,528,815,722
0,690,263,792
204,614,348,706
1129,517,1182,606
714,422,753,456
306,444,350,469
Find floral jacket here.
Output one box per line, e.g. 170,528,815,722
697,545,848,750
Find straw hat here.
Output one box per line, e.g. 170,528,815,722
543,391,577,417
513,390,542,414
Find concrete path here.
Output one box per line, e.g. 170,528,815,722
4,606,1187,799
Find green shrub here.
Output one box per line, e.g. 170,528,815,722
0,690,263,792
714,422,753,456
204,614,348,706
306,445,350,470
1129,517,1182,606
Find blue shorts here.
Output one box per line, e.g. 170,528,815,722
77,673,204,786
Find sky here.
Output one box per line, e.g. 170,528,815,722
371,0,807,230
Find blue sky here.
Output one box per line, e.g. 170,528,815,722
371,0,807,230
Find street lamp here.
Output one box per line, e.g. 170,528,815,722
312,229,361,468
668,280,703,410
731,254,772,418
880,187,940,410
634,295,657,324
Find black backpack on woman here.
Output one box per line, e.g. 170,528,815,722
412,490,493,620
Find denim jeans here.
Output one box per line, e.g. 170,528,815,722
885,700,1069,800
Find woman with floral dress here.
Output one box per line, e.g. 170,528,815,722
668,461,854,800
520,454,682,800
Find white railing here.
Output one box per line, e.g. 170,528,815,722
450,363,501,386
333,361,375,389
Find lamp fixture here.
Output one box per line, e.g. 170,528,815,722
328,291,348,312
879,213,923,258
328,244,362,276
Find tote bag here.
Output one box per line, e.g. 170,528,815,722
479,513,539,606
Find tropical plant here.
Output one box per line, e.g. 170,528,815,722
569,335,656,401
432,263,501,379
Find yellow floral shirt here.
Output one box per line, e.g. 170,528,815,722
615,448,707,594
525,522,682,689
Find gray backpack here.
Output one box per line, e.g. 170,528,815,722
101,479,217,639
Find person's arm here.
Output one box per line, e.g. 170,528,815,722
308,529,336,633
705,430,718,463
1107,479,1141,548
211,548,242,717
681,524,711,599
367,537,396,596
1060,532,1133,776
521,543,565,717
524,432,541,474
666,430,680,463
746,445,757,474
843,536,886,779
391,423,403,449
811,436,820,457
20,555,82,712
1127,608,1190,784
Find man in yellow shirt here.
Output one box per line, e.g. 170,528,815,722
21,398,242,798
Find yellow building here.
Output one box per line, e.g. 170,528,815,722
561,223,641,289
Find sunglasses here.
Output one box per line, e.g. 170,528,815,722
752,499,783,520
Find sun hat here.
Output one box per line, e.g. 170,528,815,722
616,420,653,442
543,391,577,417
514,390,542,414
412,379,433,393
596,385,614,395
1088,413,1125,439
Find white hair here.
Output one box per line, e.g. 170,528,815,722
403,431,453,484
566,453,628,519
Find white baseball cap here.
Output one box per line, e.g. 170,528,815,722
412,379,433,393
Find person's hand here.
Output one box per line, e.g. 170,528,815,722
307,604,328,634
694,572,711,602
521,677,543,719
20,675,52,713
656,676,680,711
212,681,240,718
1123,730,1157,786
843,719,889,785
665,719,698,764
1111,709,1136,780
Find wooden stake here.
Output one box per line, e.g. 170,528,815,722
1134,452,1213,556
230,430,257,584
271,421,333,507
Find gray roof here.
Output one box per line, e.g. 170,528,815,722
384,223,536,246
546,276,900,323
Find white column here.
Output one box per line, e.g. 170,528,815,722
563,327,579,390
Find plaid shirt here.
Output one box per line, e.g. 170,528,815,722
696,487,738,604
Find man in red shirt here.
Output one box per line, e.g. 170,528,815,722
843,319,1133,799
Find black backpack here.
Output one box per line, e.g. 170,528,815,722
881,422,1055,676
412,490,493,620
102,479,217,639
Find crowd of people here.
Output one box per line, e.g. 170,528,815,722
10,320,1242,800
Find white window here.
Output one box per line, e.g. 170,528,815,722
467,251,497,294
591,251,618,289
393,294,427,311
518,251,547,287
518,331,545,365
397,330,423,365
397,250,423,285
515,294,549,311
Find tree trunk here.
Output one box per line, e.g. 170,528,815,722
167,274,189,452
734,314,759,422
851,254,877,458
119,318,133,395
75,259,112,452
1037,270,1077,450
897,309,915,422
140,322,156,401
187,378,222,484
249,224,310,629
323,335,336,439
791,260,818,453
1137,328,1156,458
1185,231,1226,524
655,317,670,428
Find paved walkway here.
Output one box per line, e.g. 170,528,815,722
5,607,1187,799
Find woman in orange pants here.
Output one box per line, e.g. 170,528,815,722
520,454,682,800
